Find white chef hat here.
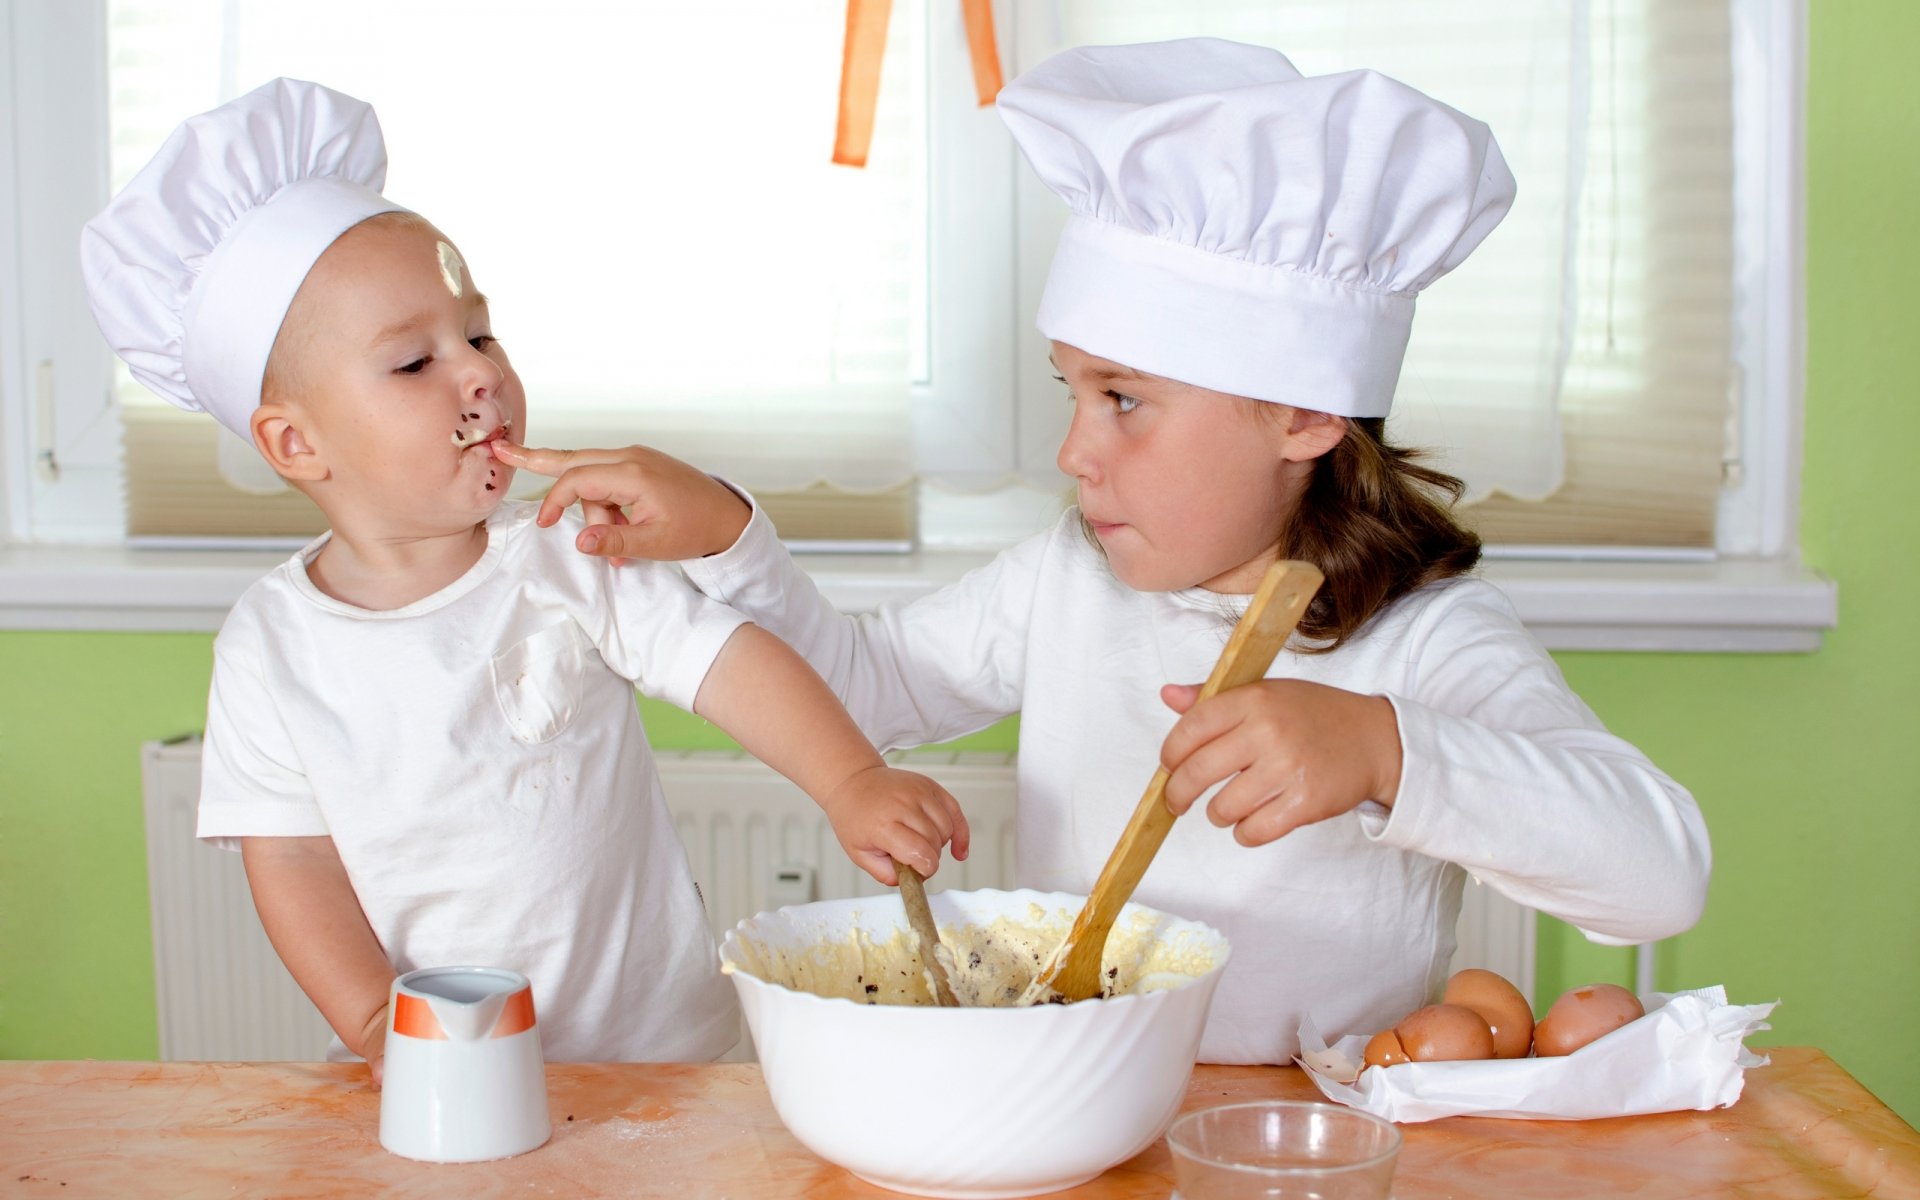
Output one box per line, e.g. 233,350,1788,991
81,77,408,440
997,38,1516,418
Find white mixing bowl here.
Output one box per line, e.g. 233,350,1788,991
720,888,1231,1199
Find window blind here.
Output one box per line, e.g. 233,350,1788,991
1466,0,1732,547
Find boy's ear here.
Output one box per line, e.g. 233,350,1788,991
251,403,328,482
1279,408,1347,463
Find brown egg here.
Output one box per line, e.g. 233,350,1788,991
1442,968,1536,1059
1533,983,1646,1056
1394,1003,1496,1062
1363,1028,1411,1069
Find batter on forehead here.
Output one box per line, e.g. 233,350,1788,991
437,241,465,298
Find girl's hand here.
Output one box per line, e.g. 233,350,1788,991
1158,679,1404,846
490,441,750,565
819,764,971,887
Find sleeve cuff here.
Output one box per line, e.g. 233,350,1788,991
196,801,332,853
680,479,780,604
647,604,753,713
1355,692,1421,846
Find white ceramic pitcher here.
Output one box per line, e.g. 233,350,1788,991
379,966,551,1162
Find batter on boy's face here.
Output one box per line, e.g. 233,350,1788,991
266,212,527,533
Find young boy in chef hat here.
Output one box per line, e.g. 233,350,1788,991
497,39,1711,1063
81,78,969,1076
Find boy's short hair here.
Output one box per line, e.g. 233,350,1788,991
260,210,437,408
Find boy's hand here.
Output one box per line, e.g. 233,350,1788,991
1158,678,1404,847
490,441,750,564
241,835,397,1093
820,765,972,887
358,1002,389,1089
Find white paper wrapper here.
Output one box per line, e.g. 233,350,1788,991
1295,986,1777,1123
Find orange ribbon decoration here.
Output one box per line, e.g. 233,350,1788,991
961,0,1005,106
832,0,894,168
833,0,1004,168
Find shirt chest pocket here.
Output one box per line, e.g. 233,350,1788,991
490,620,590,744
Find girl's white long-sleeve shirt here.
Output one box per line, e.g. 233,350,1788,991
684,504,1710,1065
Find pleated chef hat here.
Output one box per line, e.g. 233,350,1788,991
997,38,1516,418
81,77,408,440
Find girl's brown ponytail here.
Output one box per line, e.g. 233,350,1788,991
1283,417,1481,650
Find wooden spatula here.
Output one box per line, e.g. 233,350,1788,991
897,862,958,1007
1022,558,1324,1004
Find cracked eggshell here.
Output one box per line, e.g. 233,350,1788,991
1363,1028,1411,1069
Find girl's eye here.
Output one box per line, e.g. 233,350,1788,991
396,357,429,375
1111,391,1140,414
470,335,496,351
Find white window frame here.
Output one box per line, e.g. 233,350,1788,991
1718,0,1806,563
0,3,17,547
0,0,1837,650
2,0,119,546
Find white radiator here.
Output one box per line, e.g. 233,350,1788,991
141,738,1533,1062
142,737,332,1062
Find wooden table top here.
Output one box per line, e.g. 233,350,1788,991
3,1048,1916,1198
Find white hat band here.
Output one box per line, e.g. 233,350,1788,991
182,176,405,434
1035,214,1414,419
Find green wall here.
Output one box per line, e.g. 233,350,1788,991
3,2,1915,1125
1525,0,1920,1120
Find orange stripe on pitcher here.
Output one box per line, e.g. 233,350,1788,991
494,987,537,1038
392,988,538,1040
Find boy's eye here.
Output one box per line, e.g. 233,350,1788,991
1110,391,1140,414
396,357,429,375
470,335,496,351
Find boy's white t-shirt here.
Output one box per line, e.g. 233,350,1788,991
685,504,1713,1065
198,500,748,1063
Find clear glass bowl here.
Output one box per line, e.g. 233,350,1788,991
1166,1100,1402,1199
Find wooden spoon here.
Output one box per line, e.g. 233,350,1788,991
1022,558,1324,1004
896,862,958,1007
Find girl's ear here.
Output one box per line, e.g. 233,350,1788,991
1279,407,1347,463
251,403,328,482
